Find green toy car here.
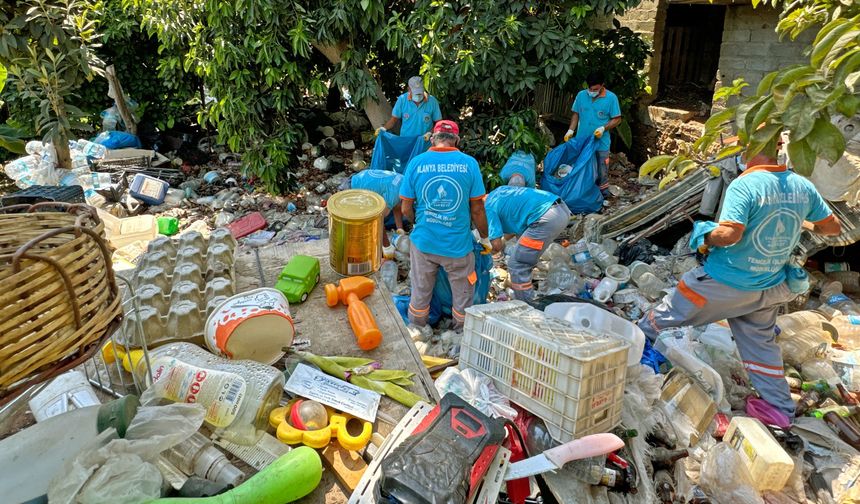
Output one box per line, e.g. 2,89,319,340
275,255,321,304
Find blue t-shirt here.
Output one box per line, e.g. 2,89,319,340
392,93,442,137
499,151,537,188
400,147,486,257
485,187,559,240
572,89,621,151
704,166,832,291
351,169,402,210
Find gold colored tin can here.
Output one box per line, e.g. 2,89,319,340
327,189,386,276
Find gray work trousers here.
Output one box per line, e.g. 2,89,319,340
508,201,571,301
637,266,796,417
597,150,611,195
409,247,476,330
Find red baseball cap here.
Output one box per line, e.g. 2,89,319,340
433,120,459,135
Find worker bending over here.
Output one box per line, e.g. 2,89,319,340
636,141,841,418
485,186,571,300
348,169,405,259
378,76,442,138
400,120,489,331
565,71,622,197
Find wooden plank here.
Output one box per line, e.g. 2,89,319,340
234,239,439,503
322,442,368,492
104,65,137,135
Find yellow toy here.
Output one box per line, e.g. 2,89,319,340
269,399,373,451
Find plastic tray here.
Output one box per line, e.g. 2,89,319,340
1,185,85,207
461,300,629,443
227,211,267,239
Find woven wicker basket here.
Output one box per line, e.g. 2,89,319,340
0,203,123,404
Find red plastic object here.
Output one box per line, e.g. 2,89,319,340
227,211,267,238
745,397,791,430
712,412,730,439
504,424,530,504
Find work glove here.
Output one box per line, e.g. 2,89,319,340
564,129,574,142
479,236,492,255
423,132,432,141
375,126,386,137
383,244,395,259
594,126,605,139
395,228,406,236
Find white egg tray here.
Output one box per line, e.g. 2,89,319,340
117,228,238,347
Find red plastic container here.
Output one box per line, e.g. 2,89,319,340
227,211,267,239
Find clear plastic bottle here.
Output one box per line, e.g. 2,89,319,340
775,311,826,335
163,432,245,487
4,155,38,180
828,315,860,350
634,272,667,300
76,138,108,160
588,242,618,270
820,281,860,316
392,233,411,262
381,259,398,292
545,258,577,292
135,342,284,445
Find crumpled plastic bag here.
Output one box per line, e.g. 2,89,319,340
48,402,205,504
699,442,764,504
435,367,517,420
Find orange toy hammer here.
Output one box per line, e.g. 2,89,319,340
325,276,382,351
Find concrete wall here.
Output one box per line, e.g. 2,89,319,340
617,0,669,102
715,5,815,95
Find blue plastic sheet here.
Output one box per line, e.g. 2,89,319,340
500,151,536,187
640,338,668,373
540,136,603,214
369,131,429,174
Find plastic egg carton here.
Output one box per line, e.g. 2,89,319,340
117,228,238,347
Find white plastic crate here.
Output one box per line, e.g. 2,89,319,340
461,301,628,443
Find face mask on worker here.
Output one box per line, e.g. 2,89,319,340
508,174,525,187
412,94,424,104
587,86,601,98
736,155,746,172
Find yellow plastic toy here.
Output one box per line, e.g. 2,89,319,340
269,399,373,451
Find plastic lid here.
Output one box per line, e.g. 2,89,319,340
326,189,385,221
97,394,140,438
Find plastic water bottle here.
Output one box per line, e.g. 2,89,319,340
4,155,38,180
588,242,618,270
163,432,245,487
381,260,398,292
76,139,107,159
545,258,576,292
556,164,572,178
820,281,860,316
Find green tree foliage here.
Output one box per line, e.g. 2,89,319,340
130,0,647,192
647,0,860,185
0,0,103,167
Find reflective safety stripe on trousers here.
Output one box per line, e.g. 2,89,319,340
519,236,544,250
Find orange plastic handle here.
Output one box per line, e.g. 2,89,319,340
325,276,376,307
347,293,382,351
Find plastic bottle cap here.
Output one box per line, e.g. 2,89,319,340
97,394,140,438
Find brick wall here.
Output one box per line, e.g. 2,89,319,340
716,5,815,94
617,0,668,101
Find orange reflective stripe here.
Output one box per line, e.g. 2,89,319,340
408,304,429,314
519,237,544,250
511,282,533,291
677,280,707,308
452,308,466,320
467,271,477,285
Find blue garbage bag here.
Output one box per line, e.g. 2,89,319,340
93,131,142,149
432,240,492,318
500,151,536,187
640,338,668,373
540,136,603,213
369,131,429,174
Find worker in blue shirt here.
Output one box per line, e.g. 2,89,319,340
400,120,489,331
348,169,404,259
377,76,442,138
636,140,842,419
486,186,571,300
565,71,622,197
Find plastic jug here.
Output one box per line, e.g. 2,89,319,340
724,416,795,491
776,310,826,335
592,277,618,303
545,302,643,367
820,281,860,315
134,342,284,445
